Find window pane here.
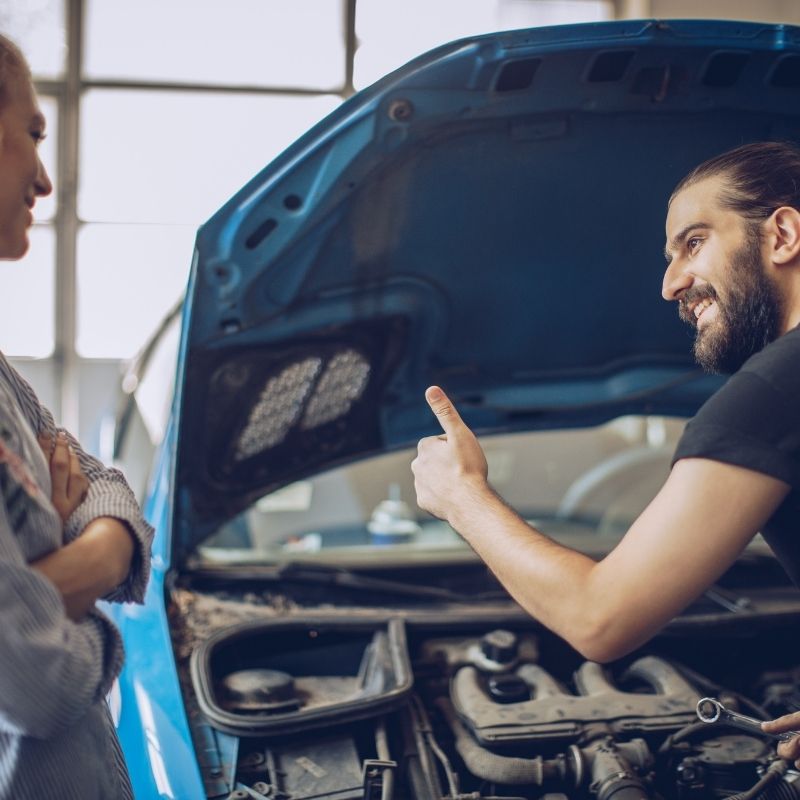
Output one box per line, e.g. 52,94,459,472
0,0,66,80
85,0,345,90
354,0,613,89
35,95,57,223
76,225,195,358
0,226,55,358
80,90,341,225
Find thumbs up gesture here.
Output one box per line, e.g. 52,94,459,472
411,386,489,523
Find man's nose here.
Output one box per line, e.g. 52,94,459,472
662,260,693,301
35,157,53,198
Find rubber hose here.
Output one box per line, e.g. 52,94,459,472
725,761,789,800
435,698,561,786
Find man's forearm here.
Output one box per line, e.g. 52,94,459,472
31,517,134,620
445,481,616,658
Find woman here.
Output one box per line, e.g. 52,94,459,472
0,34,153,799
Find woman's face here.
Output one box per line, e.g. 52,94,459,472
0,71,52,259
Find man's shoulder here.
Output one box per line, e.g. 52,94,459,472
738,325,800,396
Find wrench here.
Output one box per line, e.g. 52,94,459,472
696,697,800,743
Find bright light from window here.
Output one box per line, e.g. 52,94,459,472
85,0,345,90
76,225,195,359
0,0,66,79
80,90,341,225
35,95,57,223
0,226,55,358
354,0,613,89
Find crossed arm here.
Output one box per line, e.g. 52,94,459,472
412,385,800,763
30,432,135,621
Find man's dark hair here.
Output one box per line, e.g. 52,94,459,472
671,141,800,223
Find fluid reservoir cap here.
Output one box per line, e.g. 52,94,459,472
488,673,530,704
480,629,518,664
220,668,299,713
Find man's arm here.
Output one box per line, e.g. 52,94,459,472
412,386,790,662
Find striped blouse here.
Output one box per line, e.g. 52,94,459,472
0,352,154,799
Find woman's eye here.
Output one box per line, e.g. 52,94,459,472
30,131,46,146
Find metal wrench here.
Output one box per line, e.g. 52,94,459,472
696,697,800,743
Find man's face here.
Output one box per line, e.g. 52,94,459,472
0,71,52,260
663,175,783,374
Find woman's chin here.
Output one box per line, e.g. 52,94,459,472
0,233,31,260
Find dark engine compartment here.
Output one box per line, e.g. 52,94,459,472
170,570,800,800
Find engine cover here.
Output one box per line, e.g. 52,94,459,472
451,655,700,746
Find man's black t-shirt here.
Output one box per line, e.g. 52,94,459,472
672,325,800,585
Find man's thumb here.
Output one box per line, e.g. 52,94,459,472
425,386,464,435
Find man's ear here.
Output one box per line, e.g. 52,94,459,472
767,206,800,266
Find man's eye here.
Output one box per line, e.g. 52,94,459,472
687,236,702,252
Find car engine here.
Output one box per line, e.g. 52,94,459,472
171,583,800,800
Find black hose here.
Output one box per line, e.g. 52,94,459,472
435,698,561,786
724,760,789,800
658,721,717,755
375,718,394,800
412,694,461,798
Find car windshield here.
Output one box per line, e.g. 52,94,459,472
197,414,687,566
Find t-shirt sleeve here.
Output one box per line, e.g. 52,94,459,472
672,368,800,489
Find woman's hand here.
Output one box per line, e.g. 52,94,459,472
38,431,88,523
31,517,135,620
762,713,800,766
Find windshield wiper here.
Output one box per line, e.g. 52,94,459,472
190,561,510,602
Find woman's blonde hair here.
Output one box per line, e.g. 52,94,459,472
0,34,30,110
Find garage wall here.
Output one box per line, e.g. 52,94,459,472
650,0,800,24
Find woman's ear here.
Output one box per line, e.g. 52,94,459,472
767,206,800,266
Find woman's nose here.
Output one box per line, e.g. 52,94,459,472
35,157,53,198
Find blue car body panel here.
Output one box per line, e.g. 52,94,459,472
109,19,800,797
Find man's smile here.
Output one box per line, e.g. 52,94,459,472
692,297,717,328
679,287,719,330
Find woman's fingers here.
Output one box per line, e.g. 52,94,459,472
40,431,88,522
37,432,52,456
69,446,89,505
49,433,70,498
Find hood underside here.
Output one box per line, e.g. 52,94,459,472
172,18,800,561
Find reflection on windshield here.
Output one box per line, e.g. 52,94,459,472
199,415,686,565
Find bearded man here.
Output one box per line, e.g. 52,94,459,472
412,140,800,762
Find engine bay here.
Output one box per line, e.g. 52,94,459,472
170,576,800,800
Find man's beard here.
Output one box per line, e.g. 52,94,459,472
678,231,783,374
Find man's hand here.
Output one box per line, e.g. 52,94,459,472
38,431,88,523
762,714,800,766
411,386,490,522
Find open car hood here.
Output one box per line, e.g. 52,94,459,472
170,18,800,563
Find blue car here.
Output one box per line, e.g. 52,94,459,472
109,18,800,800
